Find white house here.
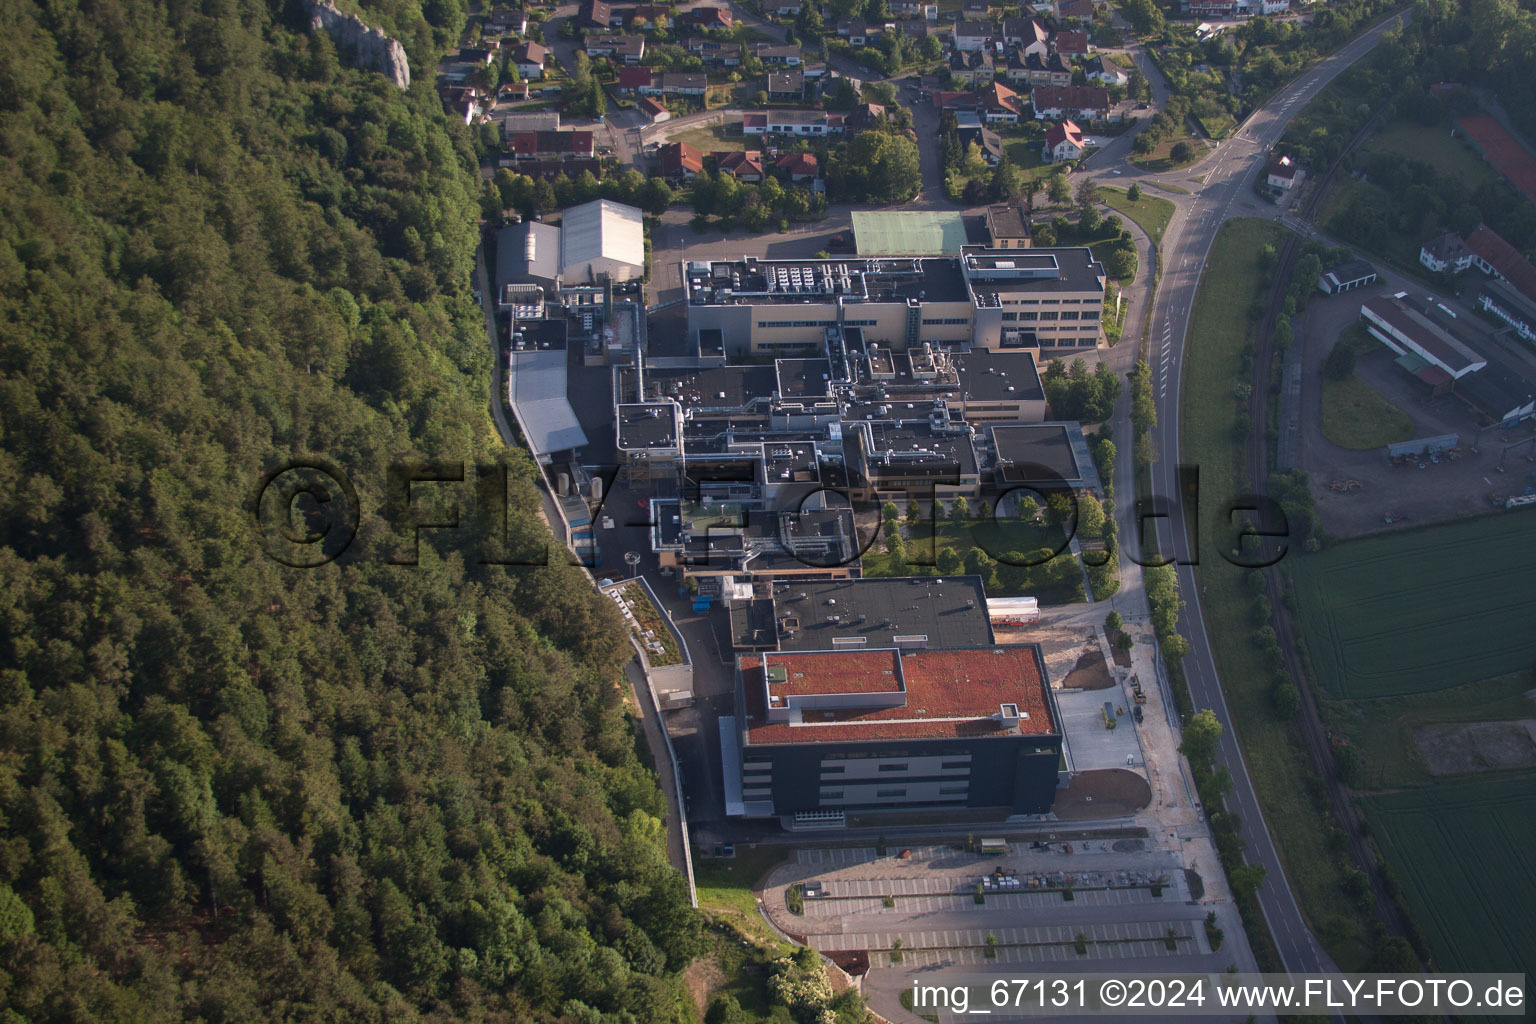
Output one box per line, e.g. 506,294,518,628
954,20,991,51
1266,154,1300,189
1041,119,1085,162
511,42,548,80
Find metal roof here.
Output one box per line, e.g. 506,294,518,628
559,198,645,275
496,221,562,291
507,348,588,455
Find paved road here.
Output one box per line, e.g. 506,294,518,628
1121,11,1409,976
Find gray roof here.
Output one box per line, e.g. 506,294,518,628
766,576,994,650
507,348,588,455
989,422,1101,490
496,221,562,291
952,349,1044,403
560,199,645,275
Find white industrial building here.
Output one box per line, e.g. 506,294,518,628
560,199,646,283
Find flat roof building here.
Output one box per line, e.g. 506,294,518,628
730,644,1063,817
733,575,995,652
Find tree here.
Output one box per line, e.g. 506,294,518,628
1324,338,1356,380
1048,171,1072,204
906,500,922,524
1080,202,1102,235
1105,610,1122,632
1078,493,1106,538
1024,175,1044,212
797,1,825,38
950,496,970,523
963,140,989,177
1126,182,1142,201
1122,0,1164,35
1074,176,1101,213
1106,248,1137,280
1182,709,1223,770
1230,863,1267,900
1170,140,1195,163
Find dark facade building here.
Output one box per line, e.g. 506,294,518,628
729,645,1062,818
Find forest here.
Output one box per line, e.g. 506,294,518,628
0,0,702,1021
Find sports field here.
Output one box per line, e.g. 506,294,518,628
1457,114,1536,207
1291,510,1536,699
1363,776,1536,976
852,211,968,256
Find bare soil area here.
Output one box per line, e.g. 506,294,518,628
1412,720,1536,775
1052,768,1152,819
1064,644,1114,690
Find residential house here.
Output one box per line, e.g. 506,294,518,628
1460,224,1536,299
448,87,487,125
578,0,615,29
771,0,804,14
892,0,939,18
715,150,766,182
483,10,527,34
506,130,596,160
753,43,803,65
818,71,864,103
1003,17,1051,58
1083,55,1128,86
683,5,734,30
1053,30,1090,59
686,38,744,65
585,35,646,63
1056,0,1093,21
659,141,704,179
933,89,980,113
638,96,671,122
1041,118,1086,162
510,42,548,80
1020,50,1071,87
499,80,531,102
1419,232,1472,274
774,151,820,182
894,20,930,40
616,67,655,93
458,47,496,66
743,110,847,136
1266,154,1299,189
1186,0,1236,17
848,102,887,130
837,18,870,44
963,0,990,14
950,48,996,86
767,70,805,101
1030,84,1109,121
957,124,1004,165
954,20,992,51
980,81,1024,123
802,62,828,78
642,72,708,97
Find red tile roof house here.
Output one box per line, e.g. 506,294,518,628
659,141,704,178
732,646,1064,817
1462,224,1536,300
615,67,655,94
1029,84,1109,121
1057,0,1094,22
774,151,819,181
714,150,766,182
683,5,734,30
637,95,670,122
1041,118,1085,162
1052,30,1090,59
506,130,596,160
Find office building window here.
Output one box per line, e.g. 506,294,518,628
876,788,906,798
940,760,969,769
1060,311,1079,320
878,763,909,772
939,785,967,795
1002,312,1018,321
821,763,846,773
1082,310,1099,321
821,790,843,799
1039,311,1058,320
1019,312,1038,321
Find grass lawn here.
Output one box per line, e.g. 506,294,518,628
1322,670,1534,790
1100,185,1175,242
671,123,746,153
1363,776,1536,976
694,844,794,949
1319,375,1413,450
860,517,1086,605
1290,511,1536,700
1130,137,1207,173
1147,179,1190,195
1182,217,1373,969
606,581,683,665
1090,240,1135,283
1362,117,1503,194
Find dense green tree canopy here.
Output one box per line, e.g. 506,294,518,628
0,1,697,1020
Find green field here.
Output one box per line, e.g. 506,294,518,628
1100,185,1176,242
1182,218,1374,968
1291,512,1536,699
1362,117,1504,194
1319,375,1413,450
1363,777,1536,976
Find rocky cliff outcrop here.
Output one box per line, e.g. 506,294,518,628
307,0,410,88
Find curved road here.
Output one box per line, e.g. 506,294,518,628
1105,12,1409,975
